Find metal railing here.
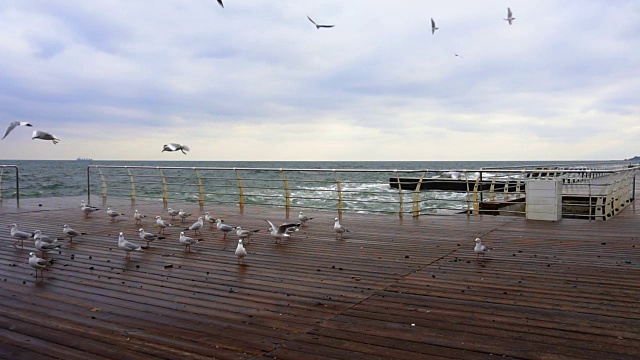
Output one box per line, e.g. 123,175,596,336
0,165,20,204
86,164,640,220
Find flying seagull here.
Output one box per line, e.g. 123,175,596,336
431,18,439,35
162,143,190,155
2,121,32,140
454,53,463,59
307,16,334,29
504,8,515,25
217,0,223,8
32,130,60,144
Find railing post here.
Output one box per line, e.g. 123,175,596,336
395,170,404,218
159,169,168,207
334,170,343,217
412,172,426,218
127,168,136,206
98,169,107,204
281,169,291,218
87,166,91,205
195,169,204,210
235,168,245,210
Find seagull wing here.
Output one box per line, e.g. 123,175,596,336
217,0,223,8
307,16,318,26
3,121,33,139
507,8,512,17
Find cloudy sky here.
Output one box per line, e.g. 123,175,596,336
0,1,638,161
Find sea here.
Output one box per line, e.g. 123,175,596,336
0,159,622,214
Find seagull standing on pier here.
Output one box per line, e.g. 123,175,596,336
63,224,86,243
29,252,53,279
107,207,125,221
204,212,217,228
504,7,515,25
178,209,192,223
81,200,100,217
334,218,350,239
2,121,32,140
118,232,142,260
8,224,32,248
155,216,173,234
474,238,491,260
185,216,204,235
139,228,165,248
264,220,300,243
133,210,147,225
298,212,313,226
34,230,62,258
167,208,180,220
216,219,237,239
179,231,200,252
235,226,259,244
235,239,247,264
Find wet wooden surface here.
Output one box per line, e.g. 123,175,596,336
0,191,639,359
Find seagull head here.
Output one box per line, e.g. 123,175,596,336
475,238,482,243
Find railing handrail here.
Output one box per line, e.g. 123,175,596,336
88,164,640,175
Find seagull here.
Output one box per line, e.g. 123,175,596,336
34,230,62,258
133,210,147,225
217,0,224,8
235,226,259,244
264,220,300,244
63,224,86,243
80,200,100,217
454,53,463,59
8,223,32,248
298,211,313,226
118,232,142,260
167,207,180,220
106,207,125,221
216,219,237,239
235,239,247,264
179,231,199,252
307,15,334,29
334,218,350,239
2,121,33,140
178,209,192,223
32,130,60,144
155,216,173,234
162,143,190,155
431,18,439,35
185,216,204,235
29,252,53,279
138,228,165,248
204,212,217,228
474,238,491,260
504,7,515,25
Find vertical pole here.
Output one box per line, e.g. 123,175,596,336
127,168,136,206
159,169,168,207
412,171,426,218
87,166,91,205
195,169,204,210
395,170,403,218
235,168,245,210
334,170,343,218
281,169,291,218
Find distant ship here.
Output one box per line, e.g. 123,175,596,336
76,157,93,161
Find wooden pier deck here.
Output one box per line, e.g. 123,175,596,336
1,194,639,359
